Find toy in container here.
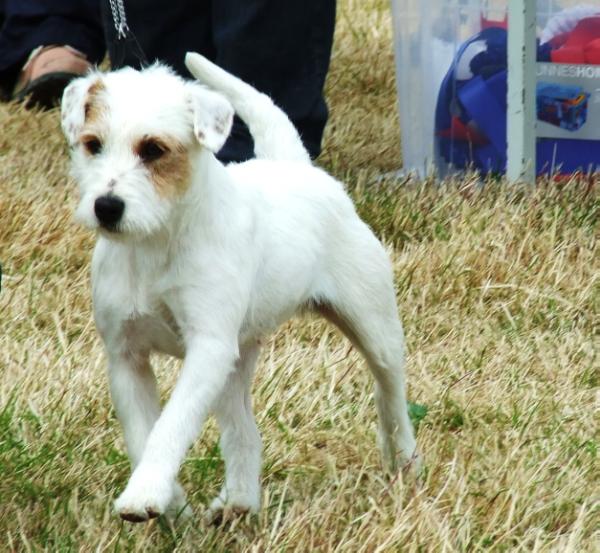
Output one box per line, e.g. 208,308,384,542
391,0,600,177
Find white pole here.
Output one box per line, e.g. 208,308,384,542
507,0,537,184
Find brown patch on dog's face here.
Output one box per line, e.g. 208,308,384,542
134,135,191,198
77,79,107,154
83,79,106,125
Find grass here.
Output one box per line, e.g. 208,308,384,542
1,0,599,550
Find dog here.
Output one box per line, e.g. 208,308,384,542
60,52,420,523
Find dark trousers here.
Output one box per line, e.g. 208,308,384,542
0,0,335,162
101,0,336,162
0,0,105,96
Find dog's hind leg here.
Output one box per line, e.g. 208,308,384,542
315,251,420,475
205,341,262,523
317,300,420,475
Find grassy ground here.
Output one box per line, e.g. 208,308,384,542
1,0,599,550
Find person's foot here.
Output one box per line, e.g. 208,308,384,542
13,45,91,109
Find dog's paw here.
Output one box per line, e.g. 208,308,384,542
115,470,174,523
400,450,423,480
380,433,423,479
204,489,259,525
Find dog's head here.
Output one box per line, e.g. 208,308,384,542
61,64,233,239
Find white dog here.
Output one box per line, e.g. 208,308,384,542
60,52,420,523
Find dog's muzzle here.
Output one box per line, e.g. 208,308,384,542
94,194,125,231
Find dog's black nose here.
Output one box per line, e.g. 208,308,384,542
94,195,125,230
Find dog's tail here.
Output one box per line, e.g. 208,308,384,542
185,52,311,164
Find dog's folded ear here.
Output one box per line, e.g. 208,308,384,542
61,74,103,148
187,84,234,153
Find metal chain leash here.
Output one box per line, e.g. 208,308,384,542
107,0,148,66
109,0,130,40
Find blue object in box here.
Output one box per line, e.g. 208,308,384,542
435,27,600,176
537,82,590,131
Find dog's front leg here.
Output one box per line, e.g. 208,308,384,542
107,350,159,468
106,348,191,521
114,335,238,522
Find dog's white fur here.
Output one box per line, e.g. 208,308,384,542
61,52,419,523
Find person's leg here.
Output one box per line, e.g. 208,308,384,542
0,0,105,98
102,0,335,163
211,0,336,162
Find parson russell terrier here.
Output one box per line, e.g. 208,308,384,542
60,52,421,523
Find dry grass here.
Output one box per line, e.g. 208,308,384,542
1,0,599,550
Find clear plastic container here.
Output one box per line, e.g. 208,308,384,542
391,0,600,177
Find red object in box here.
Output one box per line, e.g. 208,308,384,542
481,14,507,30
551,16,600,64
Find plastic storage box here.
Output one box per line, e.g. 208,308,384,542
391,0,600,177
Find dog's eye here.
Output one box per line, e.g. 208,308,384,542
83,137,102,156
139,140,166,163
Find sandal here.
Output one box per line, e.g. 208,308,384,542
13,45,91,109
